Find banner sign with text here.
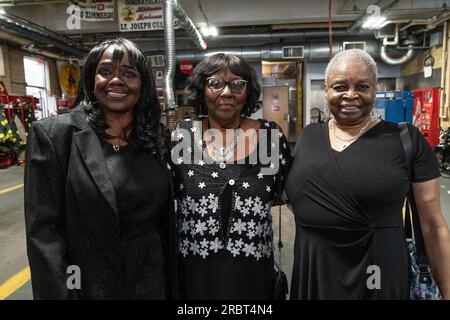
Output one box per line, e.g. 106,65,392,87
78,0,114,21
118,0,179,32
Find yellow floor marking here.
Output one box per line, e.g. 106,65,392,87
0,266,30,300
0,183,24,195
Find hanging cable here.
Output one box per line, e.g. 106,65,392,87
328,0,333,61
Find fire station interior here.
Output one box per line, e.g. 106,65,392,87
0,0,449,300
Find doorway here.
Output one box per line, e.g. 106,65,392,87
261,61,300,142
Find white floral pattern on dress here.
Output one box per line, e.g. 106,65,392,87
177,191,275,260
174,119,291,261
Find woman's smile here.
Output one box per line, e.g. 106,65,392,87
105,88,128,99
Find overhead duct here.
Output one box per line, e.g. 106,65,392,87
164,0,206,110
174,40,381,63
164,0,177,110
121,28,373,48
0,11,87,57
380,45,415,65
206,29,372,42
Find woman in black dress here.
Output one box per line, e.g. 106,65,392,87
285,49,450,299
24,38,177,299
171,53,291,299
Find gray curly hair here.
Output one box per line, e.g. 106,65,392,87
324,49,378,88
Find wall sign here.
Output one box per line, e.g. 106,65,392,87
79,0,114,21
179,60,193,75
118,0,179,32
58,62,80,98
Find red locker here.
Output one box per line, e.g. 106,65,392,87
412,88,441,147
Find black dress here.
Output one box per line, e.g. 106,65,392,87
285,120,440,299
101,138,170,299
172,119,291,299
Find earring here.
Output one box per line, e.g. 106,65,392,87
371,107,381,119
323,106,332,122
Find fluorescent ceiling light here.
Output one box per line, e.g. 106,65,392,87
209,26,218,37
200,26,210,37
200,26,218,37
362,15,387,29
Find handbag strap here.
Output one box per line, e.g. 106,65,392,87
276,170,284,271
398,123,429,265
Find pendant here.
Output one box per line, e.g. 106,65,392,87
218,147,228,157
215,146,233,161
340,142,350,151
112,144,120,152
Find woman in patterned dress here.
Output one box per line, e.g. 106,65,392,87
171,53,291,299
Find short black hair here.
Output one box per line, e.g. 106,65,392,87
76,37,168,157
184,53,261,117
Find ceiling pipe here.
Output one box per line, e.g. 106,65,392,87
0,0,67,6
0,11,87,57
163,0,206,111
0,30,70,60
206,29,372,42
163,0,177,111
171,0,207,50
172,40,381,63
383,24,399,46
0,10,85,48
380,45,414,65
83,28,373,46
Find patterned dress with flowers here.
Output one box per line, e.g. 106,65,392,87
172,118,291,299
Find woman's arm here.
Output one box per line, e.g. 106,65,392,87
412,178,450,299
24,121,71,299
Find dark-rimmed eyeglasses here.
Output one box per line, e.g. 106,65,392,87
206,77,248,94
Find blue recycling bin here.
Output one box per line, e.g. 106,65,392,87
375,91,413,124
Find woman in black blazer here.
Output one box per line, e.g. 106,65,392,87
24,38,178,299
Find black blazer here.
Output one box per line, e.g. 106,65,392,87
24,106,178,299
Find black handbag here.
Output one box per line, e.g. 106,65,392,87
273,172,289,300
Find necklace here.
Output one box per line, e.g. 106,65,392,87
206,119,241,162
105,130,121,152
331,117,374,151
214,134,239,161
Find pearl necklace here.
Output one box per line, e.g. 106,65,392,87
330,118,374,151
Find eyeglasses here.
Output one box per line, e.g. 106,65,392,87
206,77,248,94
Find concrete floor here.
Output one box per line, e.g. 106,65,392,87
0,165,449,300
